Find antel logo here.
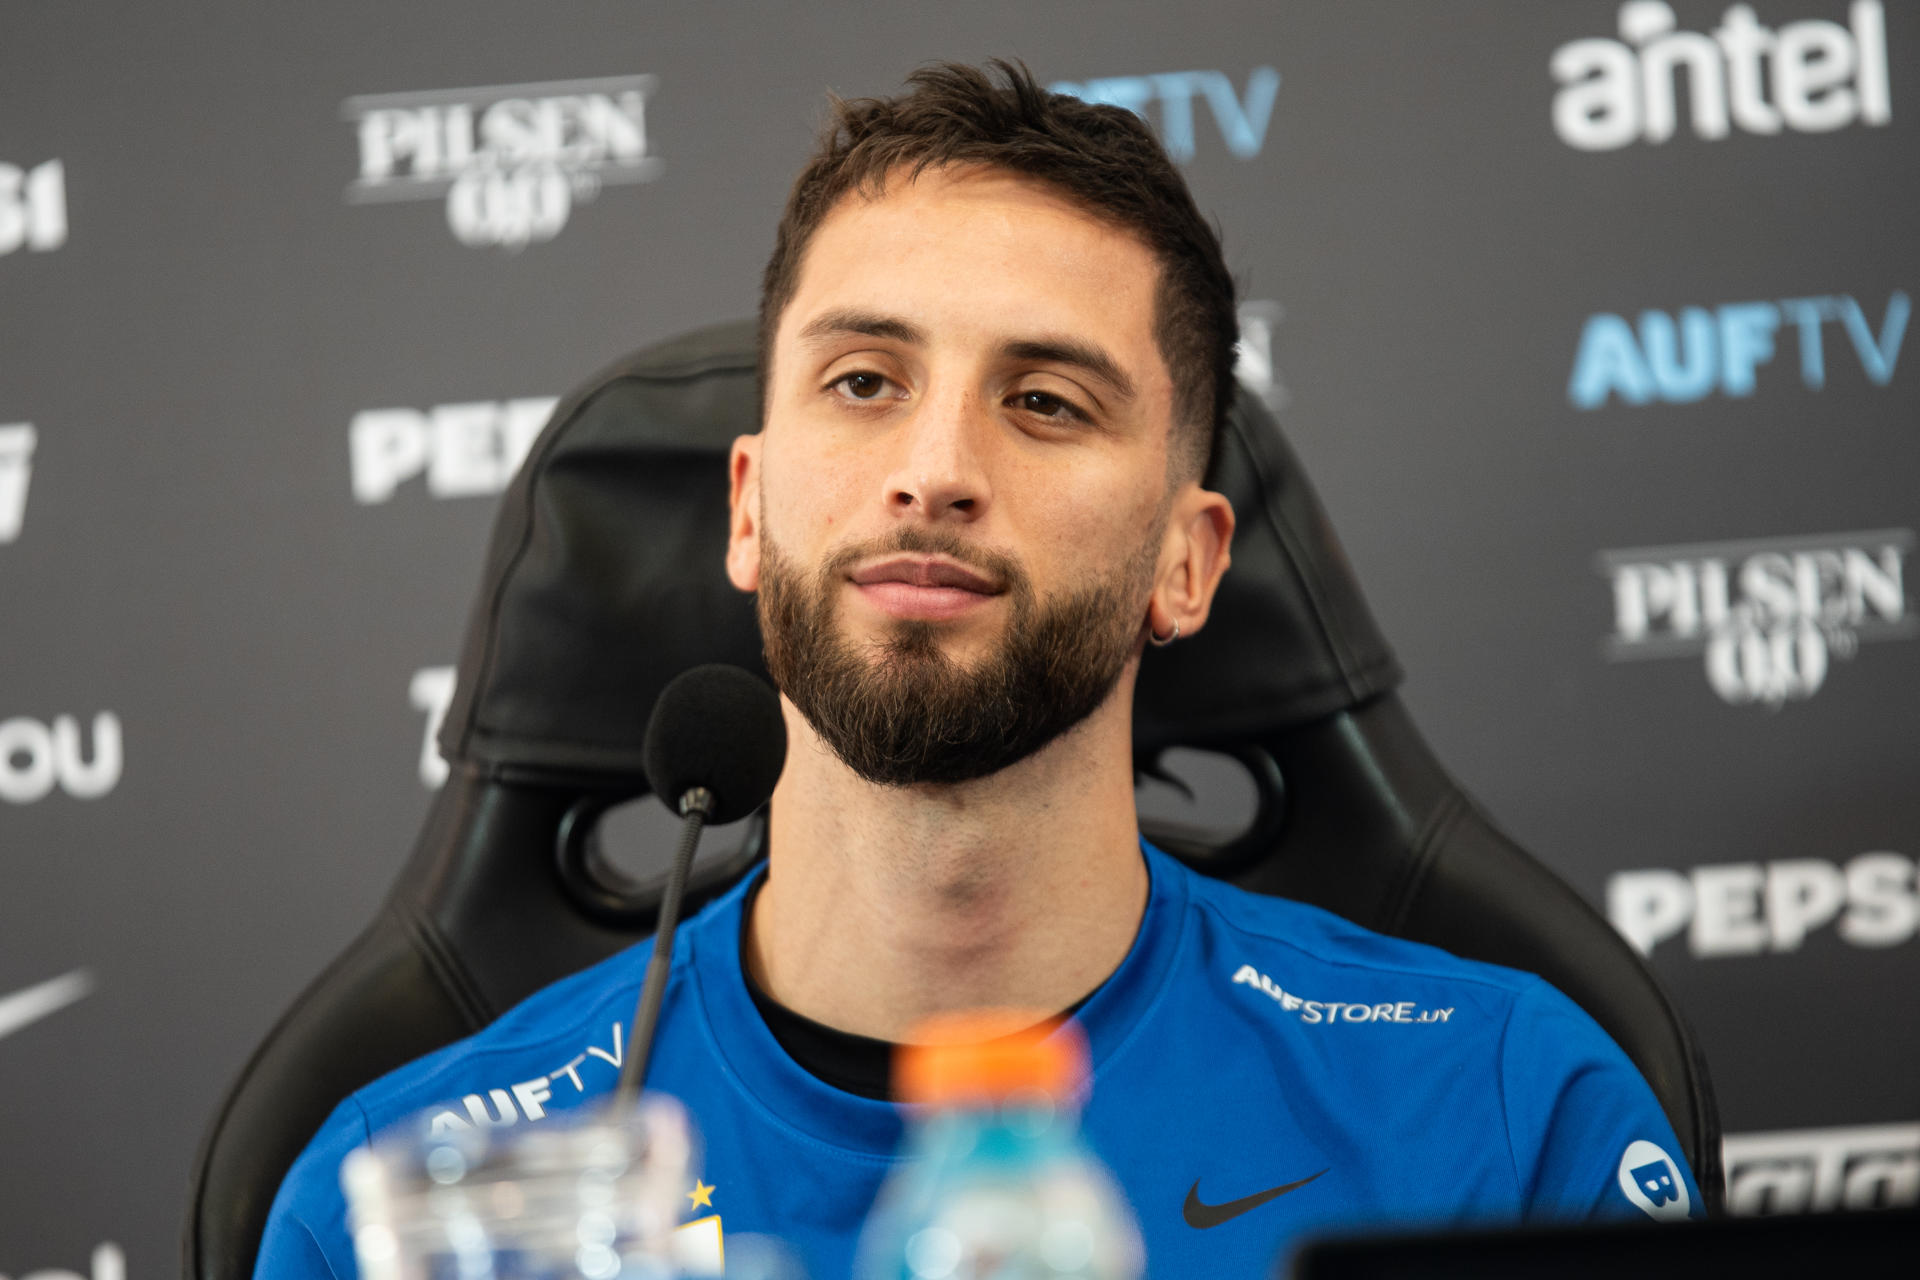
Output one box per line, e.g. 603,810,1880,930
1724,1121,1920,1214
1609,851,1917,957
412,666,456,788
0,423,34,544
1552,1,1891,150
1570,290,1908,409
343,76,661,249
1599,529,1913,705
0,159,66,255
1051,68,1280,161
0,713,122,804
351,398,556,503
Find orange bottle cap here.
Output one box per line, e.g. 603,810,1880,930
892,1009,1089,1107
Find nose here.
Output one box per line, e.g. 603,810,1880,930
880,385,990,523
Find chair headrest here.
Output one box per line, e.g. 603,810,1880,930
438,319,1399,779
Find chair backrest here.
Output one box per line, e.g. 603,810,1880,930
185,319,1722,1280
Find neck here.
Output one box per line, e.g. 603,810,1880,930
745,670,1149,1042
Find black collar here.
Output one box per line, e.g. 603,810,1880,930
738,874,1091,1102
739,878,896,1100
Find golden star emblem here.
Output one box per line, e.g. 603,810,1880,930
686,1179,716,1211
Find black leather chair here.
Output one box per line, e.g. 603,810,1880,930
186,318,1722,1280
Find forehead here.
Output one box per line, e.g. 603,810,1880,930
777,165,1168,380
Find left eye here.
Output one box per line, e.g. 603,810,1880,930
1013,390,1081,420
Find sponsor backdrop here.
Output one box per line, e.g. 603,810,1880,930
2,0,1915,1272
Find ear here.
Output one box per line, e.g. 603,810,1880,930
1147,483,1234,641
725,433,763,592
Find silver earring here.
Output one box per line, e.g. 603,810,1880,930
1149,619,1181,647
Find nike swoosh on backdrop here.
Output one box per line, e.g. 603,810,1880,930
1183,1169,1328,1229
0,969,95,1043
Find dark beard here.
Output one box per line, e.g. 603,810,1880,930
757,526,1156,787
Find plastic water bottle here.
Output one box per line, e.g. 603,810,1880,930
342,1094,703,1279
855,1012,1143,1280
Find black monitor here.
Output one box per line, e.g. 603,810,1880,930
1288,1207,1918,1279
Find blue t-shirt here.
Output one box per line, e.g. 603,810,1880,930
255,842,1701,1278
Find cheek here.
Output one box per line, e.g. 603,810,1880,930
760,441,866,546
1017,478,1156,584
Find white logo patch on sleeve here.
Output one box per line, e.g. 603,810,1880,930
1617,1139,1690,1220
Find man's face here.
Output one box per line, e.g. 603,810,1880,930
729,164,1188,786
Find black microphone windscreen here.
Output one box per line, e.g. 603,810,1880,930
642,664,787,824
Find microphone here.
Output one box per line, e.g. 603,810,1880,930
613,664,786,1110
641,663,788,827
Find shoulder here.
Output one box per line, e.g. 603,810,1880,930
1163,858,1700,1220
254,940,654,1280
1168,851,1544,1016
1171,862,1661,1088
255,1093,372,1280
1165,851,1638,1077
1157,853,1700,1220
349,939,651,1133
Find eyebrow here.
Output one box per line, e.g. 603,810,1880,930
798,309,927,346
798,309,1138,404
1000,337,1136,403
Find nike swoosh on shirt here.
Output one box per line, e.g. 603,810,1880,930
1183,1169,1327,1229
0,969,95,1043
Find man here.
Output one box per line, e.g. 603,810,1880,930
256,61,1701,1279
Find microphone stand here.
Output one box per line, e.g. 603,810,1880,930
611,784,713,1114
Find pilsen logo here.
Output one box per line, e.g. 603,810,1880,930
342,75,661,249
1599,529,1913,706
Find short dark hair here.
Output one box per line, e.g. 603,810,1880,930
759,59,1238,480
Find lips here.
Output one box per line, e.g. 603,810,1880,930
847,555,1004,622
848,556,1001,595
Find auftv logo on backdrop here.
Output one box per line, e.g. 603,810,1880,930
1609,850,1916,957
351,398,557,502
1599,529,1913,705
1050,68,1280,161
342,76,661,248
1,159,66,255
1552,1,1891,150
1569,290,1908,408
0,713,122,804
0,423,34,543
